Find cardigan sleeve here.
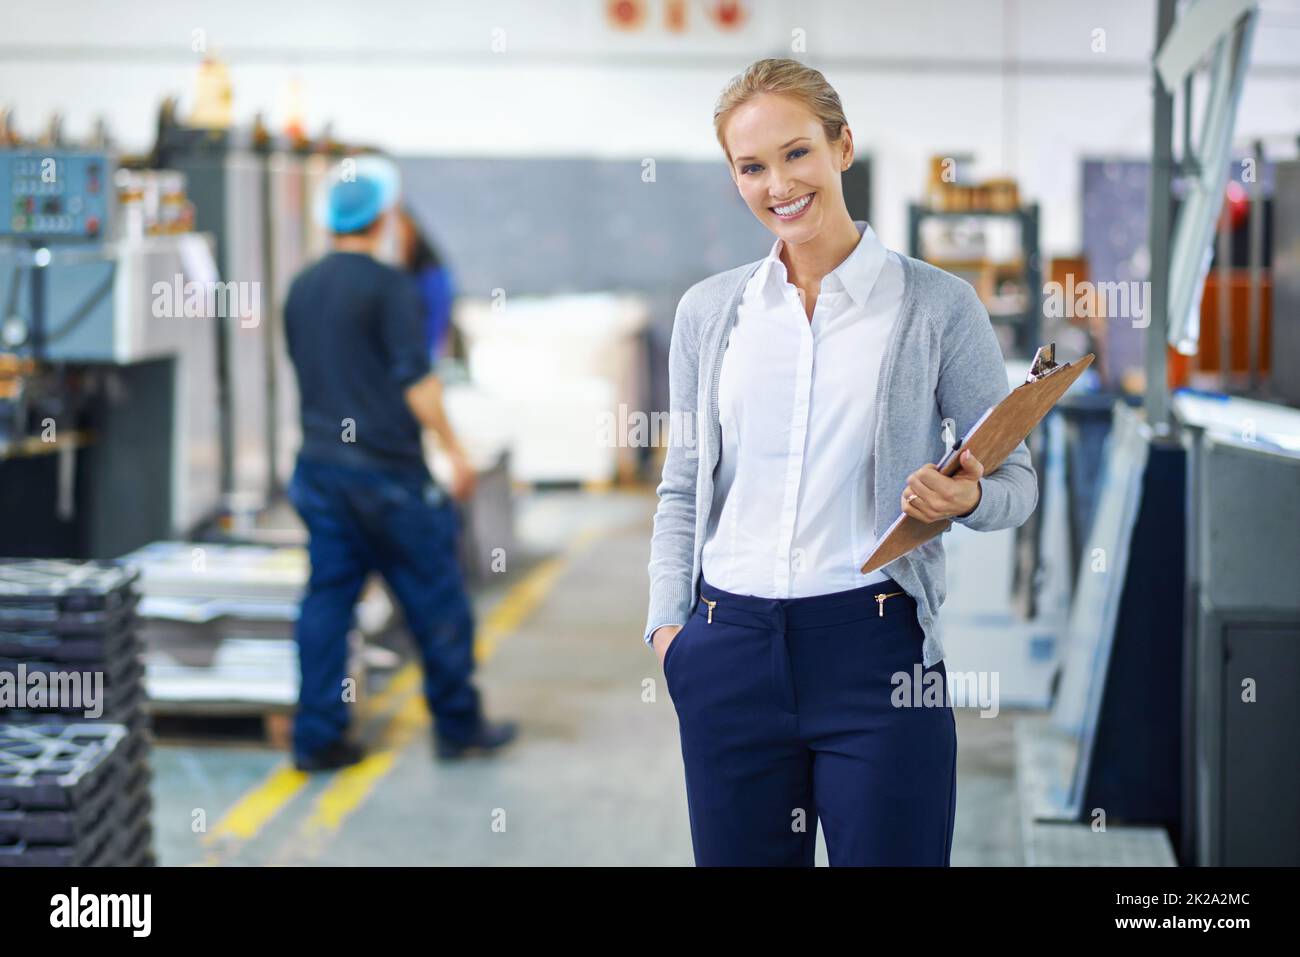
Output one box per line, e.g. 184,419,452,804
936,282,1039,533
643,290,703,647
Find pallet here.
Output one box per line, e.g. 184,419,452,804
143,700,296,750
0,720,153,868
0,560,140,631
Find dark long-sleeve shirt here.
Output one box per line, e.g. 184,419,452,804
284,251,431,472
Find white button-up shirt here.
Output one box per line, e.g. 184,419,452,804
701,220,902,598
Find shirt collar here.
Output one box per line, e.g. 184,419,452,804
755,219,887,310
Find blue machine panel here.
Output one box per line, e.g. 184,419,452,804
1,151,109,240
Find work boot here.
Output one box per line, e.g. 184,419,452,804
435,719,519,761
294,737,365,772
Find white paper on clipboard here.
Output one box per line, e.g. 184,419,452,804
935,404,995,472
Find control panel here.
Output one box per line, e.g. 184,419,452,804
2,151,110,240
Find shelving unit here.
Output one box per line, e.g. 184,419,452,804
907,203,1042,358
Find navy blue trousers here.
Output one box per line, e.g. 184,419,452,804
287,455,482,759
663,576,957,866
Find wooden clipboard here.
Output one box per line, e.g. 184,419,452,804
860,344,1095,574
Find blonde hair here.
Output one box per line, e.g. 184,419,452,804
713,58,848,165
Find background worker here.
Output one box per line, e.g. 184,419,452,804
395,204,458,360
284,156,517,771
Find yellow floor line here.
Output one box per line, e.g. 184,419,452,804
301,693,427,835
203,765,310,845
286,531,606,852
197,660,421,858
199,523,610,864
473,555,565,660
362,661,421,716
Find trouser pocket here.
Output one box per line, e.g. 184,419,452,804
663,614,697,697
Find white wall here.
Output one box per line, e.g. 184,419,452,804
3,0,1298,254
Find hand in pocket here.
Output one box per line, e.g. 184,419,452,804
653,623,685,670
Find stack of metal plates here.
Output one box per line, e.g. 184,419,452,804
121,542,309,710
122,541,308,609
0,723,152,866
0,559,154,865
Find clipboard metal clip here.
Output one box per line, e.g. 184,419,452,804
1026,342,1061,383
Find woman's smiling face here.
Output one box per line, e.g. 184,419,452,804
724,92,853,242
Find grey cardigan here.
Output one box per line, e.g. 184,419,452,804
644,243,1038,667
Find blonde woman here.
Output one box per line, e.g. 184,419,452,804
644,58,1037,866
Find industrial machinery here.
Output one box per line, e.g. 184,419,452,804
1012,0,1298,867
154,109,332,503
1177,392,1300,865
0,105,341,556
0,147,222,557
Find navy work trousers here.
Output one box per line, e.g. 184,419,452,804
663,576,957,866
287,455,482,759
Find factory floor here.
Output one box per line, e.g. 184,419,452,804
149,487,1038,866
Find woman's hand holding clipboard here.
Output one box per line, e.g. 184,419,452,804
860,344,1095,574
